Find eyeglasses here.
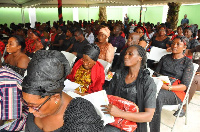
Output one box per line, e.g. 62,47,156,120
21,95,52,112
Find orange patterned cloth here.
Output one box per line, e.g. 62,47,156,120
97,43,115,63
74,65,92,93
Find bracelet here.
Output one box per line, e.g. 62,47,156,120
168,85,172,91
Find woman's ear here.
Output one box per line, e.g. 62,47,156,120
138,56,142,62
18,45,22,50
52,93,61,102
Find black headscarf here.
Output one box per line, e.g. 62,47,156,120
22,50,70,97
83,43,100,61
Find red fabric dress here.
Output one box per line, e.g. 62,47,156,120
0,41,5,55
67,59,105,93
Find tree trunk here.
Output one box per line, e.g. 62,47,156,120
166,2,181,30
99,6,107,23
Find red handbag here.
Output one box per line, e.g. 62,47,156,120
107,95,139,132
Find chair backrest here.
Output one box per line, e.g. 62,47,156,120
147,68,154,77
152,77,163,98
61,51,77,68
148,46,171,62
97,59,111,74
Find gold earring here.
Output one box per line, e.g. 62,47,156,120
55,101,58,104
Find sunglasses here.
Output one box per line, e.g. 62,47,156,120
21,95,52,112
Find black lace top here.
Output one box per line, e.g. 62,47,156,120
151,36,172,49
155,54,194,87
187,39,199,49
25,97,104,132
2,62,26,77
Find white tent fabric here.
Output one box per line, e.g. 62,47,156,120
1,0,200,8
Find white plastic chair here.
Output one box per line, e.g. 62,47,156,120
97,59,111,74
147,76,163,132
152,77,163,98
61,51,77,68
162,63,199,132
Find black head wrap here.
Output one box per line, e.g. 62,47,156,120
83,43,100,61
22,50,70,97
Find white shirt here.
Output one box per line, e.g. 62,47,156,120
85,32,95,44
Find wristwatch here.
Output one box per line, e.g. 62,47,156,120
168,85,172,91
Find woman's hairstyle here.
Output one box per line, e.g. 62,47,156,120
177,26,182,30
174,36,187,46
184,27,193,33
129,45,147,69
22,50,70,98
12,35,26,51
158,25,166,30
32,29,44,37
83,43,100,61
134,26,146,34
37,37,50,50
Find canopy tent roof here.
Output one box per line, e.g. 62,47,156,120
1,0,200,8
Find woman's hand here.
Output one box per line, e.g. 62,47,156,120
101,104,123,117
161,84,169,91
166,47,172,52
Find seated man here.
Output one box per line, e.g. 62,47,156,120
109,25,125,53
67,43,105,95
111,32,140,72
70,28,89,60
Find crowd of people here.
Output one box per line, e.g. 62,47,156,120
0,14,200,132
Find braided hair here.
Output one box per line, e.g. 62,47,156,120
129,44,147,69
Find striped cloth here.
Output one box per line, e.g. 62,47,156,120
0,66,28,131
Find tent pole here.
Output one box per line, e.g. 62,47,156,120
139,5,142,23
58,0,63,26
21,7,25,25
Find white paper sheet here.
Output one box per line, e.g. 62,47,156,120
153,76,171,85
63,79,80,92
148,46,171,62
66,90,115,125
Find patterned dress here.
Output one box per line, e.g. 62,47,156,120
74,66,92,93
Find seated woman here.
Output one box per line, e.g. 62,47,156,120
21,50,104,132
150,36,194,132
103,45,156,132
184,27,200,59
147,25,171,50
4,35,30,76
67,43,105,95
95,27,115,63
175,44,200,117
25,29,43,57
0,53,28,131
62,27,75,52
146,25,172,69
171,26,184,40
28,37,49,58
51,26,66,51
135,26,148,48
